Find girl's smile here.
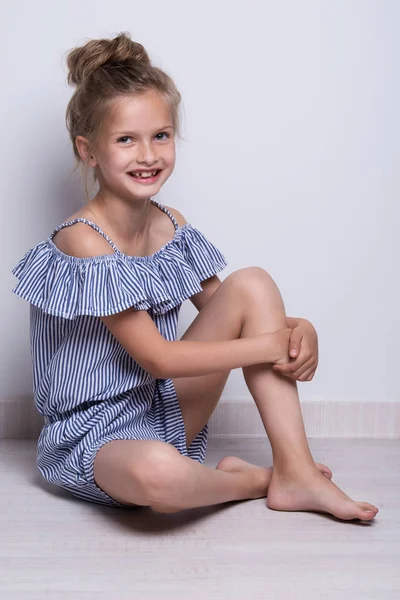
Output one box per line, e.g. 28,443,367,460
127,169,163,185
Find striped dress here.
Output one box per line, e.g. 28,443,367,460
11,199,228,507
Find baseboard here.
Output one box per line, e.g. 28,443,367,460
1,396,399,439
208,398,400,439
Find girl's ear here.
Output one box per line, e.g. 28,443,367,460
75,136,97,167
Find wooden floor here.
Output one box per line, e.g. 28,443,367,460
0,437,399,600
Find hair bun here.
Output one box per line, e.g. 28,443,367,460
67,32,151,86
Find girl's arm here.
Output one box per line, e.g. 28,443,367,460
101,309,289,379
159,334,287,379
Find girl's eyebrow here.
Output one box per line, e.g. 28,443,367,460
110,125,174,135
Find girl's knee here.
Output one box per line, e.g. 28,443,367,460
133,443,189,506
225,267,279,300
94,440,186,507
226,266,273,285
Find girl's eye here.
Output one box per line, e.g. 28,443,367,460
155,132,170,140
117,136,132,144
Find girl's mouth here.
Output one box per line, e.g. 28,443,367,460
128,170,162,184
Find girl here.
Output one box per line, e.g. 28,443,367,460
12,32,378,521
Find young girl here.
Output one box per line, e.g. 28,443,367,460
12,32,377,521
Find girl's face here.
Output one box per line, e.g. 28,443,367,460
88,90,176,201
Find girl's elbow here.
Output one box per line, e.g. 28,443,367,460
150,363,170,380
146,354,170,379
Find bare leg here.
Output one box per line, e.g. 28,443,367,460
152,456,336,513
94,438,274,511
240,269,378,521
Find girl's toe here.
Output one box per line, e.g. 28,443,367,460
356,503,378,520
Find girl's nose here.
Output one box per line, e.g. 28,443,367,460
137,141,157,164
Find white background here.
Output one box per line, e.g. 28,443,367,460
3,0,399,404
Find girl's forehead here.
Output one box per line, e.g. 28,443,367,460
107,91,172,129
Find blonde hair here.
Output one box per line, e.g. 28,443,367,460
65,32,183,199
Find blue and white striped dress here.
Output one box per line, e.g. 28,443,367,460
12,199,228,507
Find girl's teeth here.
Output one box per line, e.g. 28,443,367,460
132,171,157,178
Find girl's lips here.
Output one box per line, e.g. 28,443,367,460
128,170,162,185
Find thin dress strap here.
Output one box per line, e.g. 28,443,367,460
49,218,119,252
150,199,179,230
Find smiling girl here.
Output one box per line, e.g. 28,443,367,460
12,32,377,521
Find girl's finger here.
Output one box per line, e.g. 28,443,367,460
294,364,316,381
289,330,303,358
274,360,309,379
273,362,298,374
306,369,317,381
274,353,310,373
291,359,315,380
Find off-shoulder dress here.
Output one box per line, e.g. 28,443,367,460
11,199,228,507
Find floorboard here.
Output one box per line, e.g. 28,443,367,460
0,438,398,599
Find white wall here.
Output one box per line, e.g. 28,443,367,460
3,0,399,404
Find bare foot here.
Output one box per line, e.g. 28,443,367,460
215,456,333,500
267,467,379,521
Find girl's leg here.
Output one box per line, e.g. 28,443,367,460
173,267,378,521
94,439,271,509
236,269,378,520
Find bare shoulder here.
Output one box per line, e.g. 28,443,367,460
163,205,187,227
52,222,114,258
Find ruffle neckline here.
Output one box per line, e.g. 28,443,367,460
12,223,228,319
47,223,190,264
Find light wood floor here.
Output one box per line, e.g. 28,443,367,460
0,437,399,600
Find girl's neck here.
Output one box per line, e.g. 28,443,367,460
86,191,153,244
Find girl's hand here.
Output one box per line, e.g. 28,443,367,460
272,319,319,382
